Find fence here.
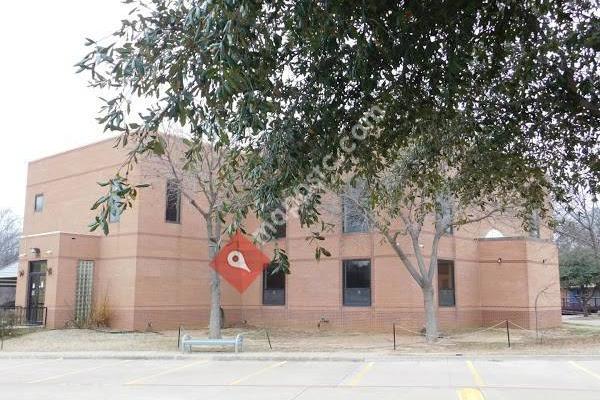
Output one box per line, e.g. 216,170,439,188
0,306,47,326
562,297,600,313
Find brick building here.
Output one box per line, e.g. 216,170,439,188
15,139,562,331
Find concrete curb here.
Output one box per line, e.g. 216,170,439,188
0,352,365,362
2,351,600,361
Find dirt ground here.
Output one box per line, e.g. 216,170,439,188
4,319,600,354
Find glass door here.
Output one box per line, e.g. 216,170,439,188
27,261,47,324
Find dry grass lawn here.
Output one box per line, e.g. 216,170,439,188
3,321,600,354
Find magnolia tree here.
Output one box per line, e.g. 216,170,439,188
76,1,598,234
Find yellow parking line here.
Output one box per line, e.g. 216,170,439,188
569,361,600,381
466,360,485,387
347,362,375,386
127,359,209,385
230,361,287,385
457,388,485,400
29,359,131,384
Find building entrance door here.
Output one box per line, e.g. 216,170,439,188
27,261,47,325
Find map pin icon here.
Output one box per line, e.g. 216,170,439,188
227,250,251,273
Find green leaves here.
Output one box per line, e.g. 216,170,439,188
90,195,109,211
77,0,598,257
88,175,141,236
560,248,600,288
148,136,166,156
269,246,290,275
317,247,331,258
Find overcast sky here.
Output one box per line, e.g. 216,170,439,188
0,0,127,217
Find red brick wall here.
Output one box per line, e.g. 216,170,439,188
18,140,563,332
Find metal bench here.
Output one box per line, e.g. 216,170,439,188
180,333,244,353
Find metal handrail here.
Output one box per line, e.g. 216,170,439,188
0,306,47,326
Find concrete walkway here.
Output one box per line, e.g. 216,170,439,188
563,315,600,327
2,355,600,399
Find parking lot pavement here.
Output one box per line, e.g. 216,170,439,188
2,357,600,399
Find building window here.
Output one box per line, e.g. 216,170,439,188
108,183,121,223
438,260,455,307
262,263,285,305
165,179,181,223
528,210,540,238
343,259,371,306
441,202,453,234
270,203,286,239
34,194,44,212
342,183,369,233
75,260,94,324
108,207,121,223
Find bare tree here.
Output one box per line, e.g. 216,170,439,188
556,189,600,316
0,209,20,267
556,189,599,259
142,133,248,339
327,149,520,342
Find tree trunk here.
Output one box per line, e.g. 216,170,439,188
208,268,222,338
207,218,222,339
582,286,591,317
422,284,438,342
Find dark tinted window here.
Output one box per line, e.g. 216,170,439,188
438,260,455,307
343,259,371,306
263,264,285,305
29,260,47,273
34,194,44,212
165,179,181,223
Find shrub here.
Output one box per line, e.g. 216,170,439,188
89,296,112,329
0,309,16,350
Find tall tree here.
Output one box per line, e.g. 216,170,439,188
560,248,600,316
556,188,600,316
328,142,524,341
147,134,232,339
0,209,20,267
93,127,251,338
556,189,600,259
77,1,598,230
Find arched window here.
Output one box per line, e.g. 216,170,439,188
484,228,504,238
